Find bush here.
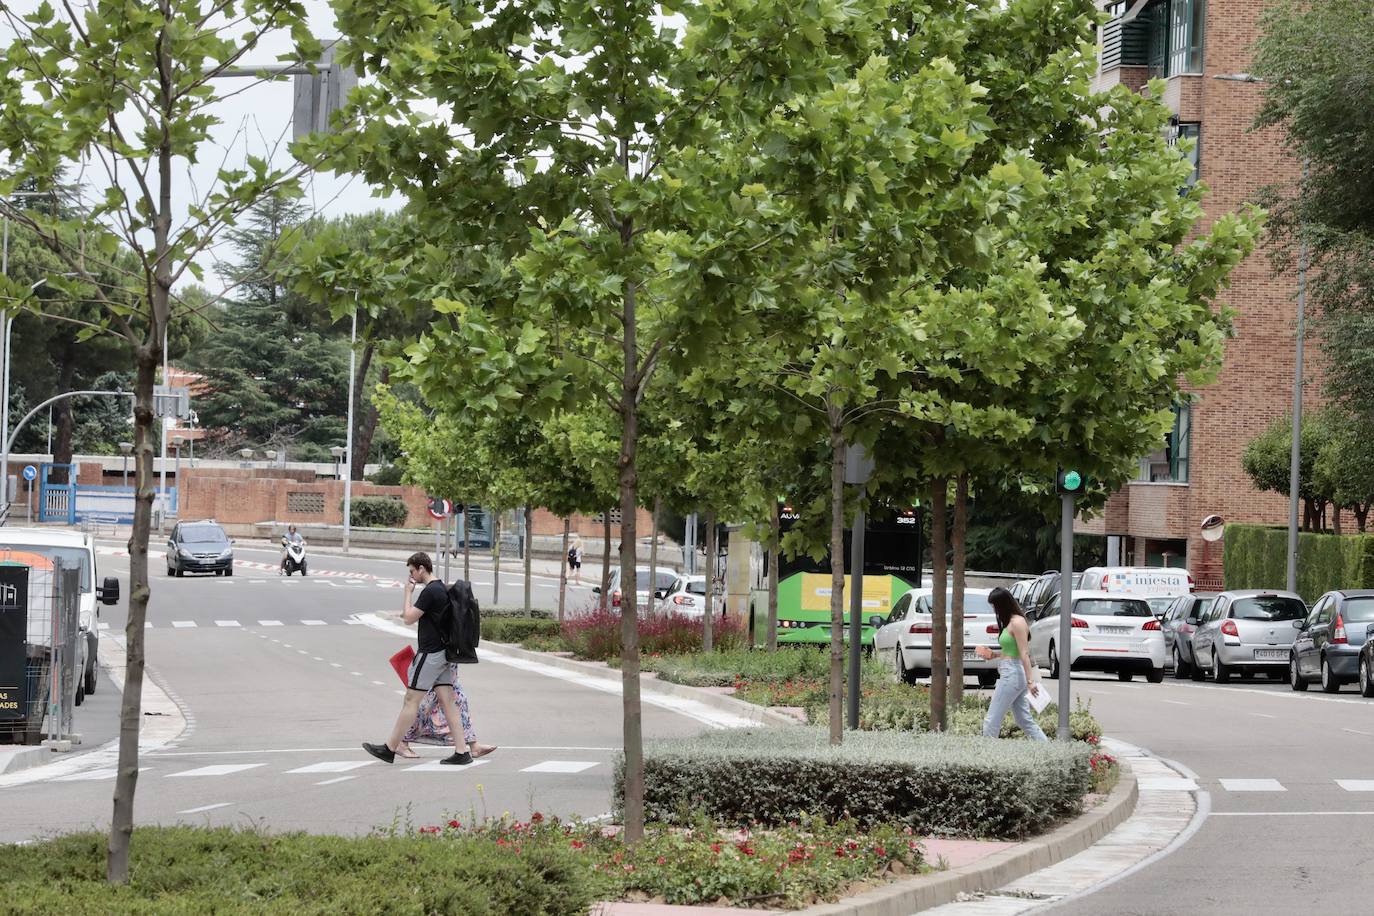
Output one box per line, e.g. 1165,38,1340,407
560,608,746,661
622,728,1092,840
483,618,561,643
484,606,555,620
346,496,409,529
653,648,835,688
0,826,595,915
1223,522,1374,602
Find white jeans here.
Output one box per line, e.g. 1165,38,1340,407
982,659,1048,741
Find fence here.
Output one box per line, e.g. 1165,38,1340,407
0,558,80,745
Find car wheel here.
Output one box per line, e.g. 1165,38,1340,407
1213,651,1231,684
1321,656,1341,694
977,671,997,689
1190,654,1207,681
175,566,184,578
1048,642,1060,680
84,660,97,695
75,679,85,707
1146,666,1165,684
1117,671,1134,682
1361,656,1374,699
1172,648,1190,679
226,566,233,577
897,649,917,685
165,565,174,577
1290,655,1308,691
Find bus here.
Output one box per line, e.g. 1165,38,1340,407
746,504,924,649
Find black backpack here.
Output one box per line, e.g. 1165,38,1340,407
440,579,480,663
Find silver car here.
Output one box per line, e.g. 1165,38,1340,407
1162,593,1218,679
1192,590,1307,682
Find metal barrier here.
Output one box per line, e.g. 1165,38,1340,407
0,558,80,745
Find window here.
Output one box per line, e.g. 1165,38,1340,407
287,491,326,515
1172,122,1200,186
1138,401,1192,482
1075,599,1153,618
1341,598,1374,623
1188,598,1214,623
888,594,911,624
1119,0,1204,78
1232,597,1307,622
1168,0,1205,75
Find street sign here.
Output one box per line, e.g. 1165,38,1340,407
0,565,29,721
21,466,36,482
427,498,452,520
154,385,191,419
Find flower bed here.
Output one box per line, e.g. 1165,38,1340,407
557,607,746,661
623,727,1093,839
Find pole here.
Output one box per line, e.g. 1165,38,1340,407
46,405,52,455
685,512,697,575
1057,493,1074,742
1286,161,1310,595
158,325,169,529
434,517,441,565
342,299,359,554
0,312,12,522
442,510,452,582
847,493,866,730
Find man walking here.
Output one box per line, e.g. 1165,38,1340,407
363,552,493,766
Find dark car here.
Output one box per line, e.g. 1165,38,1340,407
1023,571,1084,621
1292,590,1374,693
166,520,234,577
1358,623,1374,697
1162,592,1218,679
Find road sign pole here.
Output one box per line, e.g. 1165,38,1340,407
847,495,866,730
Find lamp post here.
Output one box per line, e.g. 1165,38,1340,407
332,287,361,556
1215,72,1306,593
119,442,133,487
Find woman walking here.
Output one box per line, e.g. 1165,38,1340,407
396,660,495,759
567,533,584,586
975,587,1048,741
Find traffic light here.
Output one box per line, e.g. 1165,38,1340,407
1056,468,1087,496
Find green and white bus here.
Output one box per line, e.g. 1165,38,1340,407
746,504,924,649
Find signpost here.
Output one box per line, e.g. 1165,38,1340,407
22,465,34,523
428,498,453,578
1055,468,1087,742
0,565,28,725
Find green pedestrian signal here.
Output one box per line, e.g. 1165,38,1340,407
1056,469,1086,496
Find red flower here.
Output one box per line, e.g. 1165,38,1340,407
736,842,756,856
874,845,887,857
447,819,462,829
531,812,544,823
419,826,440,835
571,839,586,849
656,856,666,865
710,843,722,854
496,838,510,847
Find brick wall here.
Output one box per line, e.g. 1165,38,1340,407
179,469,432,529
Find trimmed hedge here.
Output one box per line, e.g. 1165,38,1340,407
0,827,594,915
483,617,560,643
621,727,1091,840
651,648,835,688
484,606,555,620
1224,523,1374,602
345,496,409,529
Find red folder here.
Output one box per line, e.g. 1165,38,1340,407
389,645,415,685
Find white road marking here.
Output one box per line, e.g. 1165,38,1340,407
302,620,327,626
311,656,324,662
168,764,265,778
372,680,384,686
177,803,232,814
297,650,308,655
171,621,197,628
1211,811,1374,817
330,663,343,668
259,620,284,627
343,618,363,625
1219,778,1285,792
1336,779,1374,792
1341,727,1373,737
1250,712,1275,719
350,671,362,676
1138,776,1199,792
1161,699,1189,706
53,767,122,782
285,761,374,775
214,620,241,628
405,759,491,773
521,760,598,774
315,775,358,786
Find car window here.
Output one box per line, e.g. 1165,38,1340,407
1232,596,1307,622
180,524,228,546
1146,597,1174,618
686,579,707,595
1341,598,1374,623
887,594,912,624
1188,598,1214,623
1311,597,1332,625
1075,598,1151,618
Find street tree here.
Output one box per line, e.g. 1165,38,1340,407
1243,411,1332,532
0,2,326,881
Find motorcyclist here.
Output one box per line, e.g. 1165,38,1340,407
281,525,305,574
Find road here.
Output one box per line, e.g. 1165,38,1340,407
0,543,701,843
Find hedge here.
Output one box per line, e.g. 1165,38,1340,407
484,606,555,620
482,617,560,643
620,728,1091,840
0,827,594,916
1224,523,1374,602
345,496,409,529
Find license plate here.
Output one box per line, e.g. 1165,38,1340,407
1255,649,1287,661
1100,626,1132,635
963,650,978,661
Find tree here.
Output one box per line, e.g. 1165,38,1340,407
1242,411,1331,533
1315,410,1374,533
0,2,324,881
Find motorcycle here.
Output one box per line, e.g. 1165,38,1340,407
281,536,308,576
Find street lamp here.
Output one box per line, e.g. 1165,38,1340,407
329,445,345,480
1215,72,1307,594
118,442,133,487
332,285,361,555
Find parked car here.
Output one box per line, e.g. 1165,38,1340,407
1022,571,1084,621
165,520,234,577
1357,623,1374,697
1028,591,1165,682
594,566,680,611
1291,590,1374,693
1079,566,1195,598
1161,592,1219,678
657,575,723,618
1010,578,1035,604
874,587,999,687
1191,590,1306,683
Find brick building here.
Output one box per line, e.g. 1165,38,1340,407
1077,0,1303,587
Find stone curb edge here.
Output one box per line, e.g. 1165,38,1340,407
796,763,1140,916
477,640,803,729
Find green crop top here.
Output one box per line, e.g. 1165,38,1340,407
998,626,1019,660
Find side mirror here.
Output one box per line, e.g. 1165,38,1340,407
1366,622,1374,638
868,615,885,628
592,586,601,595
1294,619,1306,630
98,577,120,606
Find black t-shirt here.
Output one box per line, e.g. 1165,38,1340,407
414,579,449,654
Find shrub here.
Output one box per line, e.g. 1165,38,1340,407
560,608,746,661
484,606,555,620
345,496,409,529
0,826,594,915
1223,522,1374,602
483,618,561,643
653,648,836,688
622,727,1092,839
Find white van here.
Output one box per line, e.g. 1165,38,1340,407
1079,566,1193,599
0,528,120,705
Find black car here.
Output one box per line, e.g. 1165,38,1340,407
166,520,234,576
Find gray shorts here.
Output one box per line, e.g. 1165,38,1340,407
406,651,454,692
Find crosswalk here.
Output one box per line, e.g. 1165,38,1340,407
1141,775,1374,793
100,618,365,630
158,575,404,588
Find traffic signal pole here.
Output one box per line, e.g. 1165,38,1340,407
1057,491,1074,742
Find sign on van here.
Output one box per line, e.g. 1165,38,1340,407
1080,566,1192,596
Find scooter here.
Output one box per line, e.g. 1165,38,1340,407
281,537,308,576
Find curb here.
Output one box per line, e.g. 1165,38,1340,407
0,746,54,776
797,764,1139,916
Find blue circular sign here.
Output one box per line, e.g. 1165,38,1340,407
21,465,37,481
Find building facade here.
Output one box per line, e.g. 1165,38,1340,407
1078,0,1303,587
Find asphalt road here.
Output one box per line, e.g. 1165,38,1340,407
0,545,700,843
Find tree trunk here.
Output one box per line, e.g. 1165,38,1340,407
767,501,780,652
950,474,968,706
558,517,571,624
523,506,533,613
492,513,501,606
350,356,385,482
51,340,79,483
648,498,660,616
828,415,846,746
617,259,645,844
703,511,717,652
1357,505,1370,534
600,511,613,610
1334,505,1344,537
108,343,159,883
462,503,471,581
929,478,949,732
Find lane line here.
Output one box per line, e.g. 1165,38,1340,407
1342,727,1373,737
145,745,618,757
171,621,197,628
315,776,358,786
1335,779,1374,792
259,620,284,627
1218,778,1285,792
178,803,232,814
214,620,241,628
1211,811,1374,817
167,763,265,778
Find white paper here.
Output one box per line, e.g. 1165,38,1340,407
1027,682,1052,714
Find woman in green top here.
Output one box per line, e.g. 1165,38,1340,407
975,587,1047,740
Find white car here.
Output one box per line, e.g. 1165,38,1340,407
874,587,1000,687
1028,590,1166,683
657,574,722,618
1079,566,1194,597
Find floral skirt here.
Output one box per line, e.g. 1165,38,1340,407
403,662,477,746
